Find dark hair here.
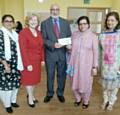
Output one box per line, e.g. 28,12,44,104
105,11,120,31
16,21,23,34
2,14,15,23
77,16,90,28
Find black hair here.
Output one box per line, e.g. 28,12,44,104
2,14,15,23
16,21,23,34
77,16,90,28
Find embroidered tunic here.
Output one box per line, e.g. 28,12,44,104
67,30,98,93
0,30,20,90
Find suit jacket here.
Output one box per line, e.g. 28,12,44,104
41,17,71,62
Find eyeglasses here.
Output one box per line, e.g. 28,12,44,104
51,8,59,11
4,20,14,23
79,23,88,26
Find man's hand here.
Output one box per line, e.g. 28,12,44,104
54,43,64,48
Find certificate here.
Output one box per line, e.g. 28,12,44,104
58,37,71,45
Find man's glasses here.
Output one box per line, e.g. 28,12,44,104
50,8,59,11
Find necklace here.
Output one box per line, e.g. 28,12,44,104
29,28,37,37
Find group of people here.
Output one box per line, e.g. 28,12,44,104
0,3,120,114
0,13,44,113
67,11,120,111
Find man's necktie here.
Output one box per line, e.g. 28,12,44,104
54,18,59,38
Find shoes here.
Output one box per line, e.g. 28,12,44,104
74,100,82,107
106,104,113,111
27,95,35,108
33,99,39,103
82,103,89,109
28,103,35,108
101,102,109,110
11,103,19,108
44,96,53,103
27,95,39,103
57,96,65,103
5,107,13,113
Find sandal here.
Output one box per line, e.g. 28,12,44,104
74,100,82,107
33,99,39,103
101,101,109,110
82,103,89,109
106,104,113,111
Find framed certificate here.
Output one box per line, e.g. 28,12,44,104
58,37,71,45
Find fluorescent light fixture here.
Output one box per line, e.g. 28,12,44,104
38,0,44,3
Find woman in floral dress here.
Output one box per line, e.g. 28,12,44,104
0,14,23,113
99,11,120,111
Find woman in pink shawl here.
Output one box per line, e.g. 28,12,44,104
67,16,98,109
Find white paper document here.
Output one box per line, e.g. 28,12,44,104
58,37,71,45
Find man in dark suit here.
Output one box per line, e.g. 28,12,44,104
41,4,71,103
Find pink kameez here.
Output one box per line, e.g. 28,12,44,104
67,29,98,102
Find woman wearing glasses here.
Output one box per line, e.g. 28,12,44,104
67,16,98,109
0,14,23,113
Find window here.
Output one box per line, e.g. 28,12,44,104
67,7,110,34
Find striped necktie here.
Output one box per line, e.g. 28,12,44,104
54,18,59,38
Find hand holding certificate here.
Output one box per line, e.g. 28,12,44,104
58,37,71,45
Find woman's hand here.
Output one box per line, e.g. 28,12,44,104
92,68,97,76
1,60,11,73
27,65,33,71
66,44,72,50
41,61,45,66
4,64,11,73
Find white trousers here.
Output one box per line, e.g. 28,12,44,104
0,88,18,107
103,88,118,105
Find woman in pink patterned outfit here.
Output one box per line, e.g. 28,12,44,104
99,11,120,111
67,16,98,109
